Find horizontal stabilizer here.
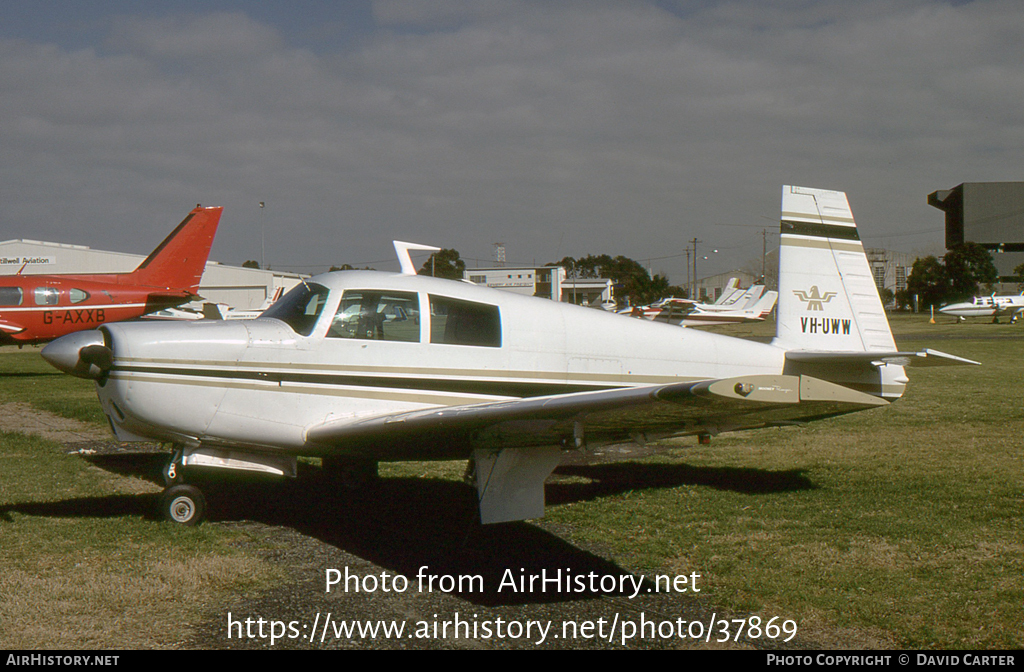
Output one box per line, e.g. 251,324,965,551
786,349,980,368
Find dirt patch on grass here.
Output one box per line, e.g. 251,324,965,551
0,402,108,444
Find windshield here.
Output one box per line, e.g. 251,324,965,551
260,283,330,336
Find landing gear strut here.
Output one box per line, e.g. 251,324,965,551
159,447,207,526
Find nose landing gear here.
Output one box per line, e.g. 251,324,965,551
161,484,207,526
160,447,207,526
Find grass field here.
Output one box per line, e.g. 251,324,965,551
0,313,1021,649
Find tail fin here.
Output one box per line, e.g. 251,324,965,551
738,284,766,310
127,206,222,293
713,277,741,305
773,186,895,353
751,290,777,318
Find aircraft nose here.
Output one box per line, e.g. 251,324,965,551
41,330,113,380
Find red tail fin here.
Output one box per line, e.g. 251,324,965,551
128,206,222,293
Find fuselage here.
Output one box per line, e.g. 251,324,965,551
0,274,190,344
91,270,787,456
939,294,1024,318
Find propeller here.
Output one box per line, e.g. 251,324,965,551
40,330,113,380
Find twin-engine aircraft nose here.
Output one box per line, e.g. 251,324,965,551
41,330,113,380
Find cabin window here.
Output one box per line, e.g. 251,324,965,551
260,282,330,336
327,290,420,342
33,287,59,306
69,289,89,304
429,295,501,347
0,287,23,306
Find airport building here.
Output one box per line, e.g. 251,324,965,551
464,265,616,308
0,238,305,310
928,181,1024,284
866,249,916,299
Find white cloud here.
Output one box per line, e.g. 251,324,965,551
1,1,1022,276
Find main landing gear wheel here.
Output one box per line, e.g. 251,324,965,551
162,484,207,526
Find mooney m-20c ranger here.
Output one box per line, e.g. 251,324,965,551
0,207,222,344
42,187,975,526
939,292,1024,323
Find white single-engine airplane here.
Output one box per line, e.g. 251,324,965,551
42,187,976,526
939,293,1024,323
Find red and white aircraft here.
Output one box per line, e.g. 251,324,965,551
0,206,222,345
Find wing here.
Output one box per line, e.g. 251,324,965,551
304,373,887,460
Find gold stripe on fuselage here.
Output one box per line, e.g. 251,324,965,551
109,371,502,407
113,356,698,387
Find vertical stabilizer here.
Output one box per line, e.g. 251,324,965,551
128,206,223,293
773,186,895,353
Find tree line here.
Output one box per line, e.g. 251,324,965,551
903,242,999,309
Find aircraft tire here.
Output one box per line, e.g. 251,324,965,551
162,484,207,526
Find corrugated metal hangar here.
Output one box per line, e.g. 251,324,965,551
0,238,304,310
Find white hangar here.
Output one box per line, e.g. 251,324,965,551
0,238,305,311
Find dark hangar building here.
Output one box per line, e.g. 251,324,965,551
928,181,1024,283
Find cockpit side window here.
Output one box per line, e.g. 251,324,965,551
429,295,501,347
327,290,420,342
0,287,23,306
34,287,59,306
69,289,90,304
260,282,330,336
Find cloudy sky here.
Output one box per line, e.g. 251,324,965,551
1,0,1021,282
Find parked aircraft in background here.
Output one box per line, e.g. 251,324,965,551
0,207,222,345
143,288,287,322
622,283,778,326
939,293,1024,323
714,277,744,306
42,187,975,527
678,288,777,326
200,287,285,320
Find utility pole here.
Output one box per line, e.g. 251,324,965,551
691,237,701,302
685,248,691,298
259,201,266,270
762,228,768,283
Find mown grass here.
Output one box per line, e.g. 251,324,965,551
0,348,284,648
0,345,107,424
543,314,1024,648
1,315,1021,649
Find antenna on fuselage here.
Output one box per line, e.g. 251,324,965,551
393,241,441,276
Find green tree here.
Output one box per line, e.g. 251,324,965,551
943,242,997,301
242,260,261,269
418,248,465,280
329,264,375,272
906,244,998,308
906,255,949,309
553,254,679,306
1015,262,1024,291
